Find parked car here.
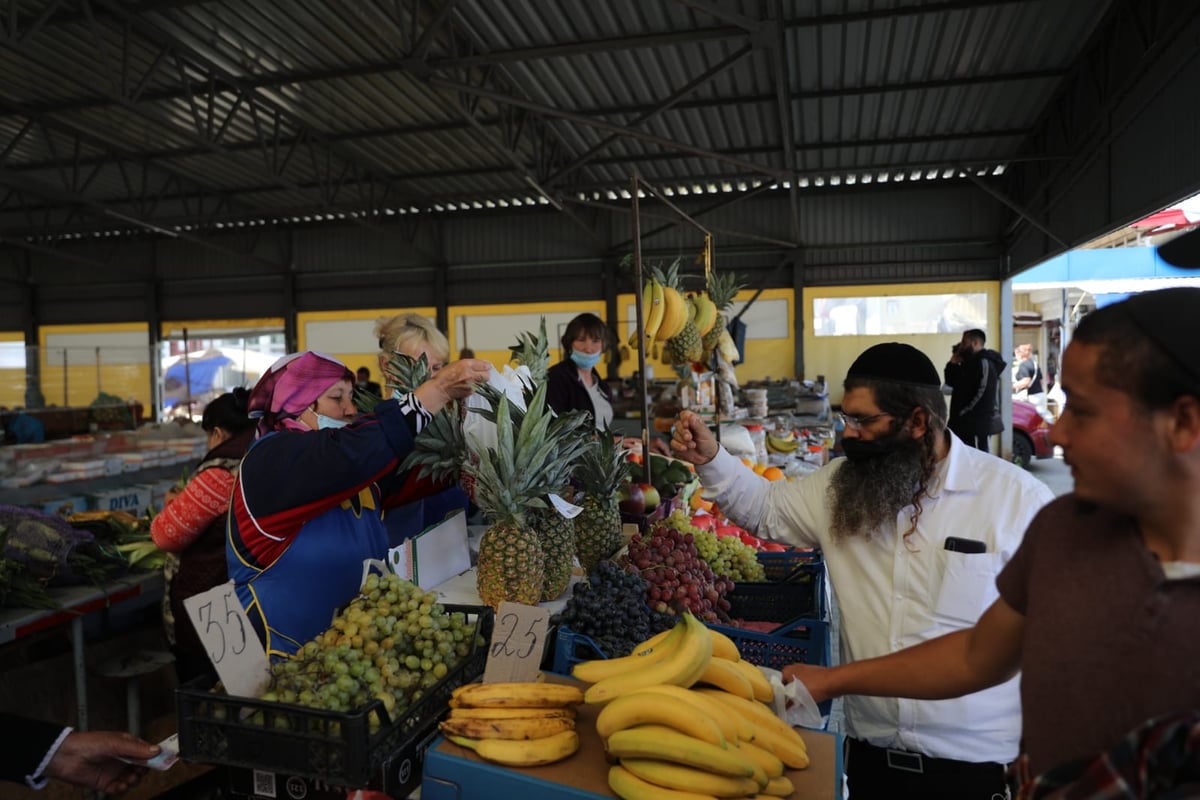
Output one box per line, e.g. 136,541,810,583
1011,399,1054,468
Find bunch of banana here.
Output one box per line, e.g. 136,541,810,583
627,260,691,359
695,688,810,771
688,293,716,336
576,612,713,704
442,681,583,766
765,431,800,454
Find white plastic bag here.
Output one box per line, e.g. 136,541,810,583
462,364,534,455
762,665,827,729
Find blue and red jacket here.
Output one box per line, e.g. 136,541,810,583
227,399,450,660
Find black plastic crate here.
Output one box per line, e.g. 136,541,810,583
728,560,826,623
177,605,492,793
755,548,823,582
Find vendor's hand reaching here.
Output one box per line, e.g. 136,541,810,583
413,358,492,414
47,730,160,793
782,663,836,705
670,410,719,466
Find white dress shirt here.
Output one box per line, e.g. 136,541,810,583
697,432,1055,763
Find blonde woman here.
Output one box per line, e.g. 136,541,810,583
374,313,450,386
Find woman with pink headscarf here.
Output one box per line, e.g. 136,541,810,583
227,350,490,661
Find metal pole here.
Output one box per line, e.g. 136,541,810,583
705,234,721,445
182,327,192,419
631,175,652,489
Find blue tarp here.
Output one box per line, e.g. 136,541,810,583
164,354,232,406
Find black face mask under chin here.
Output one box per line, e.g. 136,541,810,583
840,436,903,462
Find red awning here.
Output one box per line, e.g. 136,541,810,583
1131,208,1193,230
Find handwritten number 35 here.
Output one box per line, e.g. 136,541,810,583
198,590,248,663
491,613,539,659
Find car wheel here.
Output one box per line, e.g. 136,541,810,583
1012,432,1034,469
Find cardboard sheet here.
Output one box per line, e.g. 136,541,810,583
424,691,840,799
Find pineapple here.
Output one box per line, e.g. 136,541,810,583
469,382,591,608
572,428,631,572
701,269,746,362
508,316,551,385
388,352,474,497
665,318,703,364
528,487,577,601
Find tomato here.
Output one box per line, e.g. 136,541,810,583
761,542,788,552
690,513,716,531
714,525,741,539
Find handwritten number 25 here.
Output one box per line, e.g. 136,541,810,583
491,613,539,659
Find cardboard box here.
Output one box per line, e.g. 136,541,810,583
422,694,842,800
29,495,90,516
89,484,153,516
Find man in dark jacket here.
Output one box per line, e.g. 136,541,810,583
945,329,1007,451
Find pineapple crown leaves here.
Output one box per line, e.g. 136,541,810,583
706,269,746,310
383,351,431,395
572,426,632,496
466,381,586,526
507,317,550,384
352,384,383,415
400,407,466,483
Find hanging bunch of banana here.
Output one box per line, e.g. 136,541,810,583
627,258,689,360
700,269,747,367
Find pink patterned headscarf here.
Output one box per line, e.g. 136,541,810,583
248,351,353,435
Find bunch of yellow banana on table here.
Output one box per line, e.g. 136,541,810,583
571,612,809,799
440,681,583,767
765,430,801,454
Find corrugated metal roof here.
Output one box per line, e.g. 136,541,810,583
0,0,1116,239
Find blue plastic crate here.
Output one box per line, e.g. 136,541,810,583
550,625,610,676
709,616,830,671
552,616,830,677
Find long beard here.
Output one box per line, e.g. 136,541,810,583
828,433,932,541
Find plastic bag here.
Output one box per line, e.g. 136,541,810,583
462,364,534,455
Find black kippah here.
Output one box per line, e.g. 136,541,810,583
1121,287,1200,383
1158,228,1200,269
846,342,942,387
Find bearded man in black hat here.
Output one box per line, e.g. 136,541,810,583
784,288,1200,798
672,342,1053,800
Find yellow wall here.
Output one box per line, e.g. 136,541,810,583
802,281,1001,405
0,331,25,408
39,322,152,410
297,308,435,374
448,301,606,371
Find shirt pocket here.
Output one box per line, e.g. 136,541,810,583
933,551,1003,624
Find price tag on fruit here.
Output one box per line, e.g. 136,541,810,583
183,580,271,698
482,601,549,684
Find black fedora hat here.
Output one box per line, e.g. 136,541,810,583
1157,227,1200,268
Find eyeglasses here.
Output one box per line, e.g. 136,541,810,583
838,411,893,431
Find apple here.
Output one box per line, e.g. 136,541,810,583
618,482,645,515
639,483,661,511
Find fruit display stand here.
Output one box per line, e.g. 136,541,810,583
176,605,493,799
422,693,842,800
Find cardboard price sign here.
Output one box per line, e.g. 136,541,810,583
482,601,549,683
183,580,271,698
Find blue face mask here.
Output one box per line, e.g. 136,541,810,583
570,350,601,370
316,413,348,430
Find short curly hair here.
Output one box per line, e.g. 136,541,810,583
374,313,450,365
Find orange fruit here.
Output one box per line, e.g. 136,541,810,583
740,457,754,468
762,466,785,481
752,463,768,476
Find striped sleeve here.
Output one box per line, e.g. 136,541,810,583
149,468,236,552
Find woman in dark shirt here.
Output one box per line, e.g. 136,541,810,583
545,313,613,430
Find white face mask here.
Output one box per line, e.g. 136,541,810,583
316,413,348,430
